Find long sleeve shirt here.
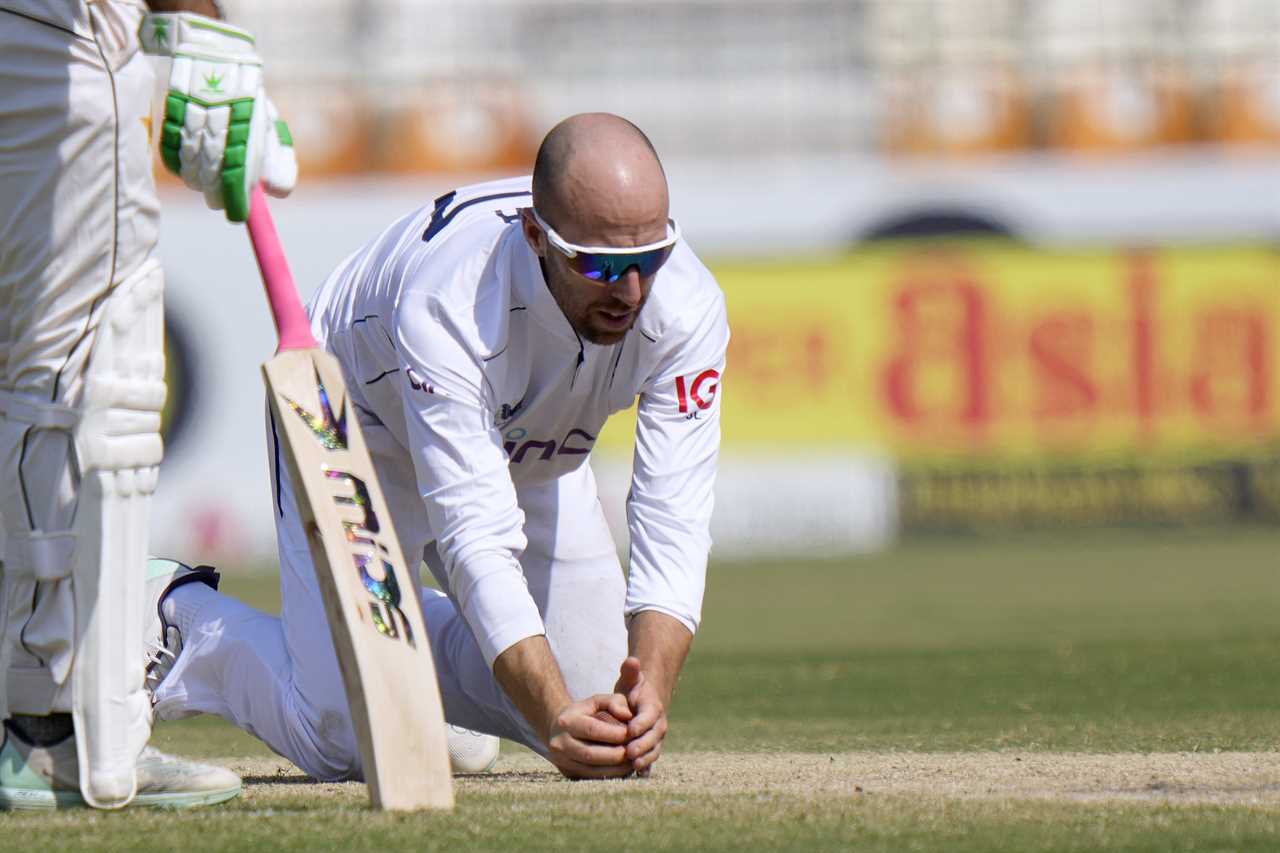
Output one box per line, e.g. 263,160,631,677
307,176,729,667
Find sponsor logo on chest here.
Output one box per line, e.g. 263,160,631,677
502,426,596,464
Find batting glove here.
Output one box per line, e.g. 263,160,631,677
140,13,297,222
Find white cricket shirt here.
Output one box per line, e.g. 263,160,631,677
308,177,729,666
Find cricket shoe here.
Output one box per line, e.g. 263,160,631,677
143,557,221,701
446,724,500,774
0,720,241,810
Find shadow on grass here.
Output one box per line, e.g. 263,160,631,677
241,773,322,786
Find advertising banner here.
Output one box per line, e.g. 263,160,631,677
154,225,1280,562
600,244,1280,529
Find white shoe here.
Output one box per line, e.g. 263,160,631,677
143,557,220,700
0,723,241,810
0,558,241,810
446,724,500,773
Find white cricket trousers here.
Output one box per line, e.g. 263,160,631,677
153,417,629,780
0,0,160,713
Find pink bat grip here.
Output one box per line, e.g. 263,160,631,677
246,184,318,352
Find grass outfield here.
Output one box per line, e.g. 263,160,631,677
9,527,1280,850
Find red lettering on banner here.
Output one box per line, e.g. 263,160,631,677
724,325,831,405
804,330,830,392
882,268,990,434
1190,309,1270,427
1030,313,1098,420
688,249,1278,456
1128,252,1160,436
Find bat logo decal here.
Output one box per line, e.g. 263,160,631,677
285,362,415,647
282,365,348,450
324,469,415,646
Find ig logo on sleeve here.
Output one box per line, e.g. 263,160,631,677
676,369,720,418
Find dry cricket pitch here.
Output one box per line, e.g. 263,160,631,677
225,751,1280,807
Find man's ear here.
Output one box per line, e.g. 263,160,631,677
520,209,545,257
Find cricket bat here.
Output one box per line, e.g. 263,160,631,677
245,185,454,811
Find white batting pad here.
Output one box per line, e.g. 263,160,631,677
69,259,166,808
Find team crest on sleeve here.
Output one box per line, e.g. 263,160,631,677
675,369,720,415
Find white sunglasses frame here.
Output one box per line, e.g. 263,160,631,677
528,207,681,260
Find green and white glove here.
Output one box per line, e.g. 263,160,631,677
139,13,297,222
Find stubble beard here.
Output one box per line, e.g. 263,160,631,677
543,259,642,345
579,310,637,345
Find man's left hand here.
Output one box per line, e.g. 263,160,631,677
613,656,668,774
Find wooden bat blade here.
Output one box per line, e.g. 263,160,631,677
263,348,453,811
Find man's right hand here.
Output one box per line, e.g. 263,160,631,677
492,635,637,780
545,693,635,780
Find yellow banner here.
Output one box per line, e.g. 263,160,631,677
600,244,1280,461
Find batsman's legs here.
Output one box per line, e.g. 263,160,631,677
0,3,237,810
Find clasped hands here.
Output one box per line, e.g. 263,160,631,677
546,657,667,780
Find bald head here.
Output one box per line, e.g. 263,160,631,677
531,113,669,247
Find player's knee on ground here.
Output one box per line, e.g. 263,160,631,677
284,693,362,782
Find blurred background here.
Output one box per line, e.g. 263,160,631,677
149,0,1280,565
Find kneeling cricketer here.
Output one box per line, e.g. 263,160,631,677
147,112,729,781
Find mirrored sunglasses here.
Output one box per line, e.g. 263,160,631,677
530,208,680,284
